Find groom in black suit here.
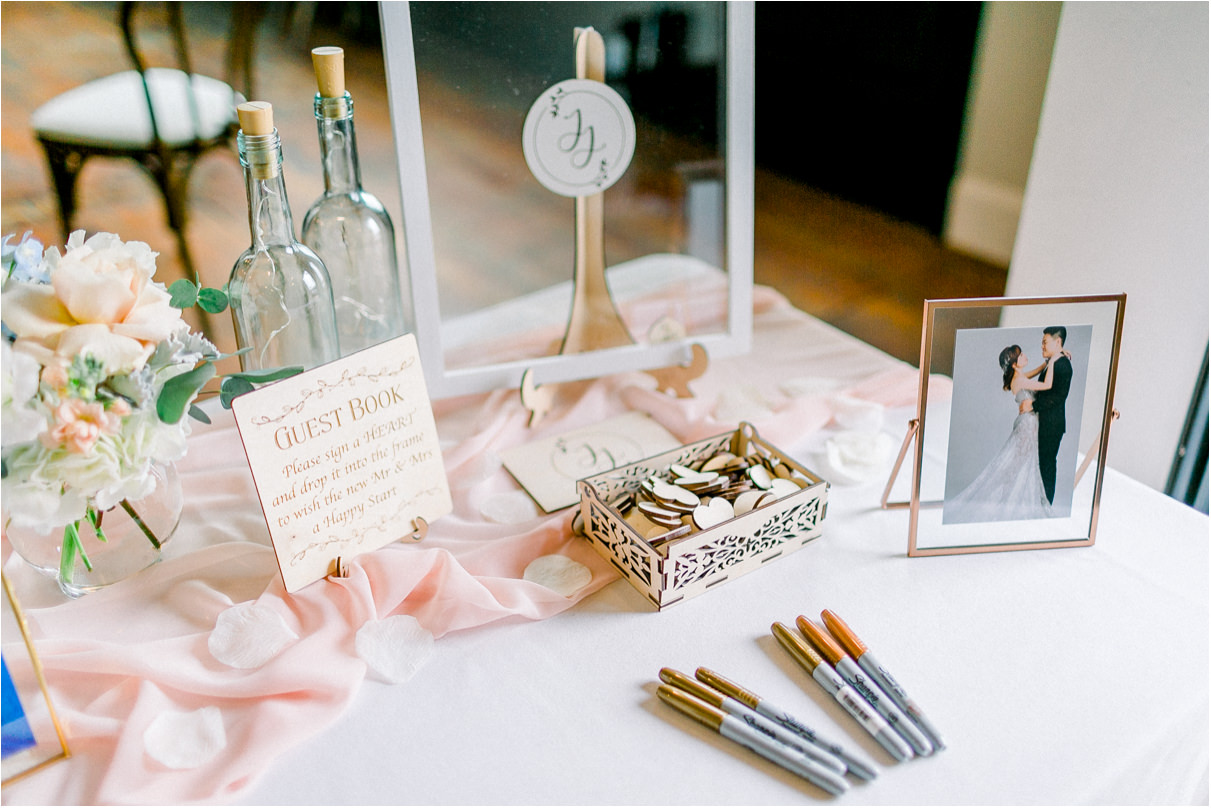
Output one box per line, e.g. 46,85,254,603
1021,326,1072,504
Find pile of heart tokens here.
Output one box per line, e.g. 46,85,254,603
611,450,814,548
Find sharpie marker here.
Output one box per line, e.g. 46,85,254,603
772,622,913,762
659,668,848,777
656,684,849,795
821,609,945,751
797,616,933,757
694,666,878,781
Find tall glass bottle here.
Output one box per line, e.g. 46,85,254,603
302,46,409,356
229,101,341,371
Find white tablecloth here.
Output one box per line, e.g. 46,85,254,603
4,291,1205,805
239,311,1209,805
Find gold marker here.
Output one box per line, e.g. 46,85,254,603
772,622,913,762
656,684,848,794
694,667,877,780
797,616,933,756
821,609,945,750
659,669,847,777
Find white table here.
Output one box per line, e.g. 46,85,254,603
239,309,1208,805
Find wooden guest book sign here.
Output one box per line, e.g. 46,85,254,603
232,335,452,592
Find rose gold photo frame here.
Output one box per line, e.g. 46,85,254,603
2,574,70,785
882,294,1126,557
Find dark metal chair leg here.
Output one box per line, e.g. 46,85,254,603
38,138,86,240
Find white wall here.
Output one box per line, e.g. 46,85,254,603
944,2,1061,267
1006,2,1209,492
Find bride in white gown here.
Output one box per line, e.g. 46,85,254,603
945,345,1062,524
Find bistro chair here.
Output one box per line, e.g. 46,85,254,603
30,1,262,284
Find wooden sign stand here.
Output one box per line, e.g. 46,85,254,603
559,26,634,357
517,27,712,427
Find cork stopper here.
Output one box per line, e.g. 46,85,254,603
237,101,274,136
312,47,345,98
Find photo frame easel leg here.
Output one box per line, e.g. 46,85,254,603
646,343,709,398
881,419,935,510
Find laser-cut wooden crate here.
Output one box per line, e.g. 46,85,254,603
578,423,829,610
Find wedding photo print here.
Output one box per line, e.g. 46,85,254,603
942,324,1092,525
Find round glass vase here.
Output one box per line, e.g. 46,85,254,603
5,463,183,598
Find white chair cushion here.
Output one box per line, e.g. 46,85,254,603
31,68,244,149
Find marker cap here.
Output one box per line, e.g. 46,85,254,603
821,609,867,658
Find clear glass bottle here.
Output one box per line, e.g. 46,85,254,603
302,47,409,355
229,102,341,372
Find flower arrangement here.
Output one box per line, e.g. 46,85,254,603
2,230,292,587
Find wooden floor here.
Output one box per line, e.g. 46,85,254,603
0,2,1008,367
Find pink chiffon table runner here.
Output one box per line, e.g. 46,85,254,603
1,287,920,805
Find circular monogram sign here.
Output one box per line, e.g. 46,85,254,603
522,78,636,198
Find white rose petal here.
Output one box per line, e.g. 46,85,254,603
356,615,434,685
831,395,885,433
1,341,46,448
524,554,593,597
144,706,226,770
780,376,842,398
713,386,774,423
480,491,538,524
209,602,299,669
821,431,895,485
451,451,502,490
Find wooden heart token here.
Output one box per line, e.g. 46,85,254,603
692,497,734,530
673,469,721,489
747,465,773,489
769,478,801,498
650,478,700,508
700,452,738,472
638,501,684,526
732,489,766,515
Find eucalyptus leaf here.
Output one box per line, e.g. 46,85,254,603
220,376,256,408
188,404,212,424
168,279,199,309
157,363,216,424
227,366,304,384
197,287,230,314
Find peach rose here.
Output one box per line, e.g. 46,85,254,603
42,398,122,454
0,231,184,374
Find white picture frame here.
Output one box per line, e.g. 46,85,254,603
380,1,754,399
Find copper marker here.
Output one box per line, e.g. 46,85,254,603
796,616,933,756
771,622,912,762
655,684,848,795
822,609,945,751
659,668,848,782
694,667,878,781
